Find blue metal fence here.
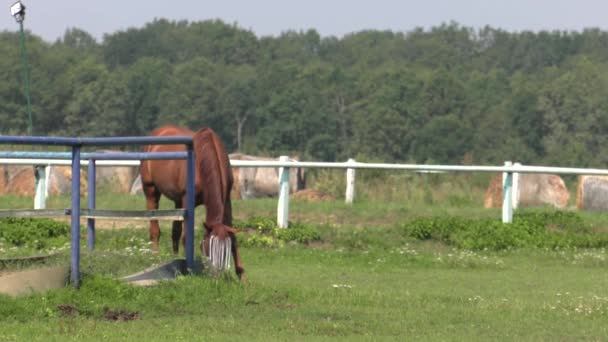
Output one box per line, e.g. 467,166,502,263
0,135,195,288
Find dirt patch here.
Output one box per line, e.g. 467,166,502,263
307,240,332,250
57,304,80,317
103,307,140,321
291,189,335,202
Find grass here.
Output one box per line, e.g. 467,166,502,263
2,184,608,340
3,239,608,340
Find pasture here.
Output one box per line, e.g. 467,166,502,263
2,173,608,340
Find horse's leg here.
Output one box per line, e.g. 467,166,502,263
172,199,183,255
143,183,161,253
223,198,245,280
230,233,245,281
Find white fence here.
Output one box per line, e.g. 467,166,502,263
3,157,608,227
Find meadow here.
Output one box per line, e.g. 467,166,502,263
1,172,608,341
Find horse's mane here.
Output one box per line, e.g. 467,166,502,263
194,127,233,227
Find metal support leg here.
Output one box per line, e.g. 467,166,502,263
87,159,96,250
70,145,82,288
185,146,195,271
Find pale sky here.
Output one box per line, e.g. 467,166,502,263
2,0,608,42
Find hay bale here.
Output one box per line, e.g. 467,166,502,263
0,165,7,194
4,165,35,195
229,153,306,199
484,174,503,208
577,175,608,211
92,150,138,193
1,165,87,196
47,166,87,195
96,165,138,193
484,173,570,209
291,189,335,202
130,174,143,195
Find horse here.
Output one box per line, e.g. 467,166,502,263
140,125,244,279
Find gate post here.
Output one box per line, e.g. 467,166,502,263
277,156,290,228
34,165,46,209
502,161,513,224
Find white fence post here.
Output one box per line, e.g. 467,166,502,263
512,162,521,210
277,156,290,228
345,158,356,204
34,165,47,209
502,161,513,223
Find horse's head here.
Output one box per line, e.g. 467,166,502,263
202,223,239,272
204,222,239,240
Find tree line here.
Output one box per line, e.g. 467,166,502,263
1,19,608,167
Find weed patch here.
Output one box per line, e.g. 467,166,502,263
234,216,321,248
402,211,608,250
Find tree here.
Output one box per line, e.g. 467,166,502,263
538,57,608,167
216,65,258,152
122,57,171,135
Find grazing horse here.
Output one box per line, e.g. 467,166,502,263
140,125,244,279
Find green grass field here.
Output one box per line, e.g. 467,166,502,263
2,187,608,340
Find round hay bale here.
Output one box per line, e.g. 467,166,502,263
5,165,35,195
130,174,143,195
47,166,87,195
96,165,138,193
231,168,242,200
484,174,503,208
577,175,608,211
93,151,138,193
228,153,305,199
0,165,7,194
484,173,569,209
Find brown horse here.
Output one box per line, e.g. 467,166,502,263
140,125,244,279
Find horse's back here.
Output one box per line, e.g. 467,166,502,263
141,125,196,202
145,125,196,153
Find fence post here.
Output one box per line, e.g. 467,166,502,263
70,145,82,288
345,158,356,204
87,159,96,251
277,155,290,228
44,165,50,198
502,161,513,224
512,162,521,210
185,145,195,271
34,165,46,209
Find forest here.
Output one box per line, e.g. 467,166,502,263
1,19,608,167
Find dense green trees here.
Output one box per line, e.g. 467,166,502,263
2,20,608,167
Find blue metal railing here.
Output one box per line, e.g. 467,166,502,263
0,135,196,288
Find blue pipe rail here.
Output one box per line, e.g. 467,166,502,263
0,135,196,288
0,151,188,160
0,135,192,146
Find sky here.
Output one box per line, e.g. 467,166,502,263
2,0,608,42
